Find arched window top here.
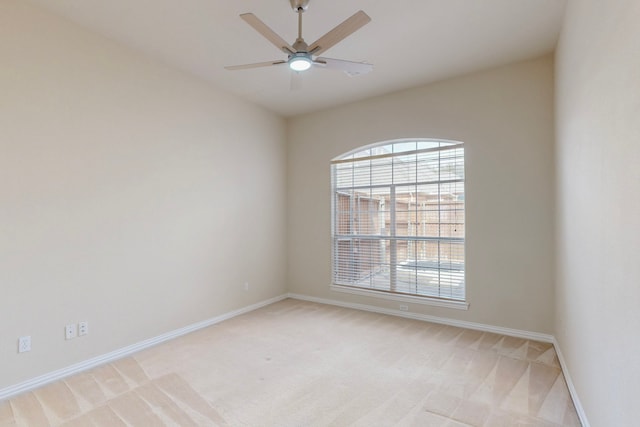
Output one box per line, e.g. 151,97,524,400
333,138,463,162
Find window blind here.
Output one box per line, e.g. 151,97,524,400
331,140,465,301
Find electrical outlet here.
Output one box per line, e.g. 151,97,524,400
399,304,409,311
244,282,249,291
65,324,77,340
78,321,88,336
18,336,31,353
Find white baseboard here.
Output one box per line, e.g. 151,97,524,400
552,337,590,427
288,293,554,343
0,294,288,402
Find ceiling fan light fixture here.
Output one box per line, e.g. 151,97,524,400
289,54,312,71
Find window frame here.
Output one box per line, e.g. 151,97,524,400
330,138,468,310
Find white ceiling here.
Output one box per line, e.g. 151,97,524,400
26,0,566,117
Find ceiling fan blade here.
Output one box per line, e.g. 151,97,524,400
225,60,287,70
308,10,371,56
314,57,373,76
240,13,296,54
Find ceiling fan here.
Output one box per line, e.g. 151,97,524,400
225,0,373,76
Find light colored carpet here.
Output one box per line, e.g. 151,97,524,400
0,299,580,426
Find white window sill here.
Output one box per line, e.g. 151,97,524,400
330,284,470,311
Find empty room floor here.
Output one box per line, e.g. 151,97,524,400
0,299,580,426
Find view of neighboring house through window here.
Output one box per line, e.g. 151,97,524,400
331,139,465,301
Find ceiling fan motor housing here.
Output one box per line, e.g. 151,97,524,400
290,0,310,12
292,39,309,52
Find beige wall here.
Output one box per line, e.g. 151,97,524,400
555,0,640,424
0,1,287,389
287,56,556,334
12,4,639,423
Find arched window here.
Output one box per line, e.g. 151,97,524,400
331,139,465,302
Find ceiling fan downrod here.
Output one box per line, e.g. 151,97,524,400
291,0,308,45
289,0,311,71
